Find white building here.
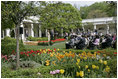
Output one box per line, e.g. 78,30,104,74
1,16,117,41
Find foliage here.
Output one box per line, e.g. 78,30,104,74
39,1,82,33
80,1,116,19
86,10,108,18
1,48,117,78
1,36,25,55
106,1,117,17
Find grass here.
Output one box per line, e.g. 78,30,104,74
25,42,66,50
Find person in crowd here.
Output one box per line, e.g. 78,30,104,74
112,33,117,49
64,32,68,40
101,34,113,49
66,35,75,49
66,30,116,50
93,35,100,49
76,35,86,49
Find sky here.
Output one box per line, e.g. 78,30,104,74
63,1,103,9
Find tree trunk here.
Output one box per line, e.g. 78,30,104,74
16,24,20,69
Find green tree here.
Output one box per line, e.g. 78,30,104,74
87,10,108,19
106,1,117,17
39,1,82,33
1,1,39,69
80,2,109,19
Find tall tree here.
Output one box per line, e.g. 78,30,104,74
106,1,117,17
1,1,39,69
39,1,82,33
87,10,108,19
80,2,109,19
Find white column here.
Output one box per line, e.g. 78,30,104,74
20,22,25,41
94,24,96,30
46,29,48,37
71,29,73,32
107,24,109,34
6,29,10,37
82,24,85,32
2,30,4,38
61,28,63,37
31,23,34,37
39,25,42,37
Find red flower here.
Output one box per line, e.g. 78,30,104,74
27,51,30,54
33,54,35,56
31,50,34,53
27,54,29,57
37,50,39,53
114,52,117,54
54,48,56,51
97,51,100,53
20,52,24,55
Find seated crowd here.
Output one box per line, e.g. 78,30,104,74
65,30,117,50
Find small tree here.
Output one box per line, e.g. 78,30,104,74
1,1,39,69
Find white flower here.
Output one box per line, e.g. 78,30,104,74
37,72,41,75
106,56,111,59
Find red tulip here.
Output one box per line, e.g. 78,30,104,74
20,52,24,55
27,54,29,57
31,50,33,53
114,52,117,54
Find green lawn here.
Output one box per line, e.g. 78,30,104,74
25,42,66,50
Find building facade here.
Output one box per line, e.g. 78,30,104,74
1,16,117,41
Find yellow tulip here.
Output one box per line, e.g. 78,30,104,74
88,69,90,72
76,62,79,65
45,60,50,63
57,49,60,51
99,59,103,63
84,57,87,60
76,72,80,76
103,54,106,57
85,65,88,69
77,59,80,63
52,61,56,65
96,66,99,70
92,65,96,69
60,69,65,74
79,71,84,77
105,66,110,72
50,53,53,57
78,66,81,69
46,62,50,66
104,61,107,65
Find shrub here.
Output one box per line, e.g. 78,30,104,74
1,36,25,55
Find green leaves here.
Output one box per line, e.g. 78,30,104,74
39,1,82,32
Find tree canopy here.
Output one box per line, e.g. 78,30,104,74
80,1,117,19
39,1,82,32
1,1,39,30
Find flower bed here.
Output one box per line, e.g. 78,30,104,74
38,38,66,46
1,48,117,78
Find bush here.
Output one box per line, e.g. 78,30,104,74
1,36,25,55
27,36,48,41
